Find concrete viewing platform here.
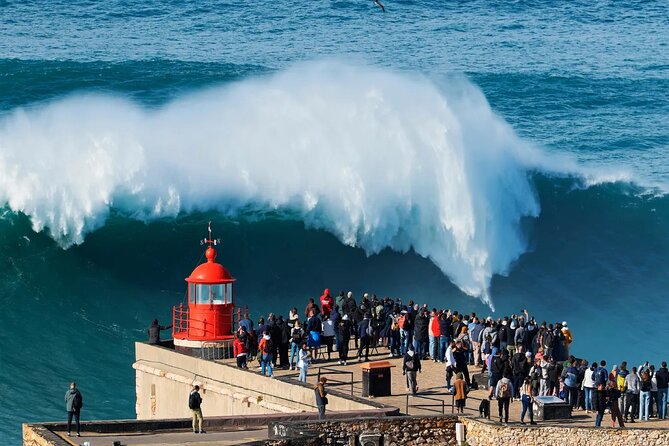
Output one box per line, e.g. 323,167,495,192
23,341,669,446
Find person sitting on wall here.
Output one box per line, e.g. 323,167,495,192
148,319,172,346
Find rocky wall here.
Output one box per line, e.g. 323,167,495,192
269,415,459,445
462,417,669,446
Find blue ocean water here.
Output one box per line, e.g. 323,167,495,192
1,0,668,443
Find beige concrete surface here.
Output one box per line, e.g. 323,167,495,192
133,342,379,421
52,428,267,446
229,342,669,430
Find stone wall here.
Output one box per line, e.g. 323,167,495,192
461,417,669,446
268,415,460,445
134,342,390,420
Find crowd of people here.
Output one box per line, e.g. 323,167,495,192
227,289,668,428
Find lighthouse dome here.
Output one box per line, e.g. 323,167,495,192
186,247,235,284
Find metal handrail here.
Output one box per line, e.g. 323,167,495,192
446,391,486,414
405,393,446,415
317,366,354,396
172,304,247,338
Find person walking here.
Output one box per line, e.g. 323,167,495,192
65,382,83,437
314,377,328,420
520,376,536,425
495,373,514,424
188,385,205,434
403,345,422,395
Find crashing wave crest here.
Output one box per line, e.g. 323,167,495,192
0,61,625,308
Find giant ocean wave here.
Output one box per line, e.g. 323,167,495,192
0,62,639,308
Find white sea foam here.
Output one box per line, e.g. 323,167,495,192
0,61,626,308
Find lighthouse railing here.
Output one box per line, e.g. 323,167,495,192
173,304,189,335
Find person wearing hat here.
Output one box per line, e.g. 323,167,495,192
314,377,328,419
561,322,573,356
338,314,352,365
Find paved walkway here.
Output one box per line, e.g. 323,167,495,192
52,343,669,445
234,342,669,430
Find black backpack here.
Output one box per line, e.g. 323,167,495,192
188,391,201,409
73,392,83,410
263,338,274,354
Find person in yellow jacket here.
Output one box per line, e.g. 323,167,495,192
561,322,573,355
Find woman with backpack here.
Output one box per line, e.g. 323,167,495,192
289,320,304,370
403,344,422,395
494,372,514,424
258,331,274,377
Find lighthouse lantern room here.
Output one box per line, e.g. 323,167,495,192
173,223,237,350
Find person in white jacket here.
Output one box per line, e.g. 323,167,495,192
582,362,597,413
444,340,456,391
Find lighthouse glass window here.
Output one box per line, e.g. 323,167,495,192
211,284,226,304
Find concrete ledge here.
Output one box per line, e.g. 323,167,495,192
24,408,399,435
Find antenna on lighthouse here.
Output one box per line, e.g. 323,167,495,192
200,221,222,247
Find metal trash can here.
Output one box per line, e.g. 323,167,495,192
360,361,395,397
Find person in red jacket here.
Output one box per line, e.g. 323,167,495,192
320,289,334,318
233,333,248,368
429,309,441,362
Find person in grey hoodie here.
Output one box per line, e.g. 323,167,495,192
64,382,83,437
624,367,640,422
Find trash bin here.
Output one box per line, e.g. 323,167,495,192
360,361,395,397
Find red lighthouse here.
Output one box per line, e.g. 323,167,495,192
173,224,237,351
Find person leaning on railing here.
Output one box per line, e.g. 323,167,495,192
148,319,172,345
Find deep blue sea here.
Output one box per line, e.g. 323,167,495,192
1,0,668,443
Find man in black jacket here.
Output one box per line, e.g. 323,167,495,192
148,319,172,345
413,310,429,360
511,347,530,398
276,316,290,368
656,361,669,419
